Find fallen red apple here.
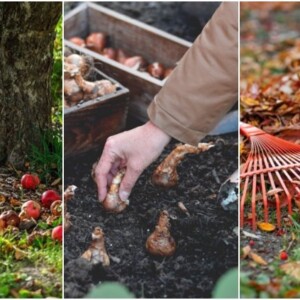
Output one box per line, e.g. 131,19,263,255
20,200,41,220
52,225,62,243
41,190,61,208
0,210,20,228
21,174,40,190
280,251,288,260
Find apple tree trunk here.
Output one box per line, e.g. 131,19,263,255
0,2,61,166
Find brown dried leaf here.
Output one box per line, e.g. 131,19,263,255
14,247,27,260
51,178,62,186
280,262,300,281
10,198,21,207
241,96,260,107
242,245,252,258
249,252,268,266
267,188,283,196
0,194,6,203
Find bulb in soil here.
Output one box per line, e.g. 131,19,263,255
64,185,77,232
102,169,129,213
64,185,77,201
146,210,176,256
81,227,110,266
152,143,214,188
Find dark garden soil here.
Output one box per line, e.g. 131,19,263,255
64,134,238,298
64,2,236,298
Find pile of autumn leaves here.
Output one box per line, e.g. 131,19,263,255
240,39,300,145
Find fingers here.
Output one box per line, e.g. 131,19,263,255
107,161,121,186
95,137,122,202
119,165,143,201
95,157,113,202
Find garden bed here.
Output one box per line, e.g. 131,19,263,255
64,134,238,298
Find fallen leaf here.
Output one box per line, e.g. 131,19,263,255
0,194,6,202
51,177,61,186
249,252,268,266
10,198,21,207
242,230,261,239
257,222,276,232
280,262,300,281
242,245,252,258
241,96,260,107
14,247,27,260
284,289,300,298
267,188,283,196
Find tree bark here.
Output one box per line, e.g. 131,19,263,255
0,2,61,166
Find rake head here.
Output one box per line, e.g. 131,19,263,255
240,122,300,230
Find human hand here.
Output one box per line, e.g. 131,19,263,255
94,121,171,202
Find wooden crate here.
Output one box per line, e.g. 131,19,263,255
64,2,192,122
64,68,129,157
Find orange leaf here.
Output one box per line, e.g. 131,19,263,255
257,222,276,232
241,96,260,107
249,252,268,266
0,194,6,203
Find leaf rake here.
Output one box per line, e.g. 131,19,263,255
240,122,300,230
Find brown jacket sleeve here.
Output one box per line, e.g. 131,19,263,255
147,2,238,145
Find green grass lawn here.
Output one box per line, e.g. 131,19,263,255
0,231,62,298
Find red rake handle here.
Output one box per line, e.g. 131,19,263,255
240,122,266,138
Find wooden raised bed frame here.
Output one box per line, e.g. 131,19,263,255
64,68,129,158
64,2,192,122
